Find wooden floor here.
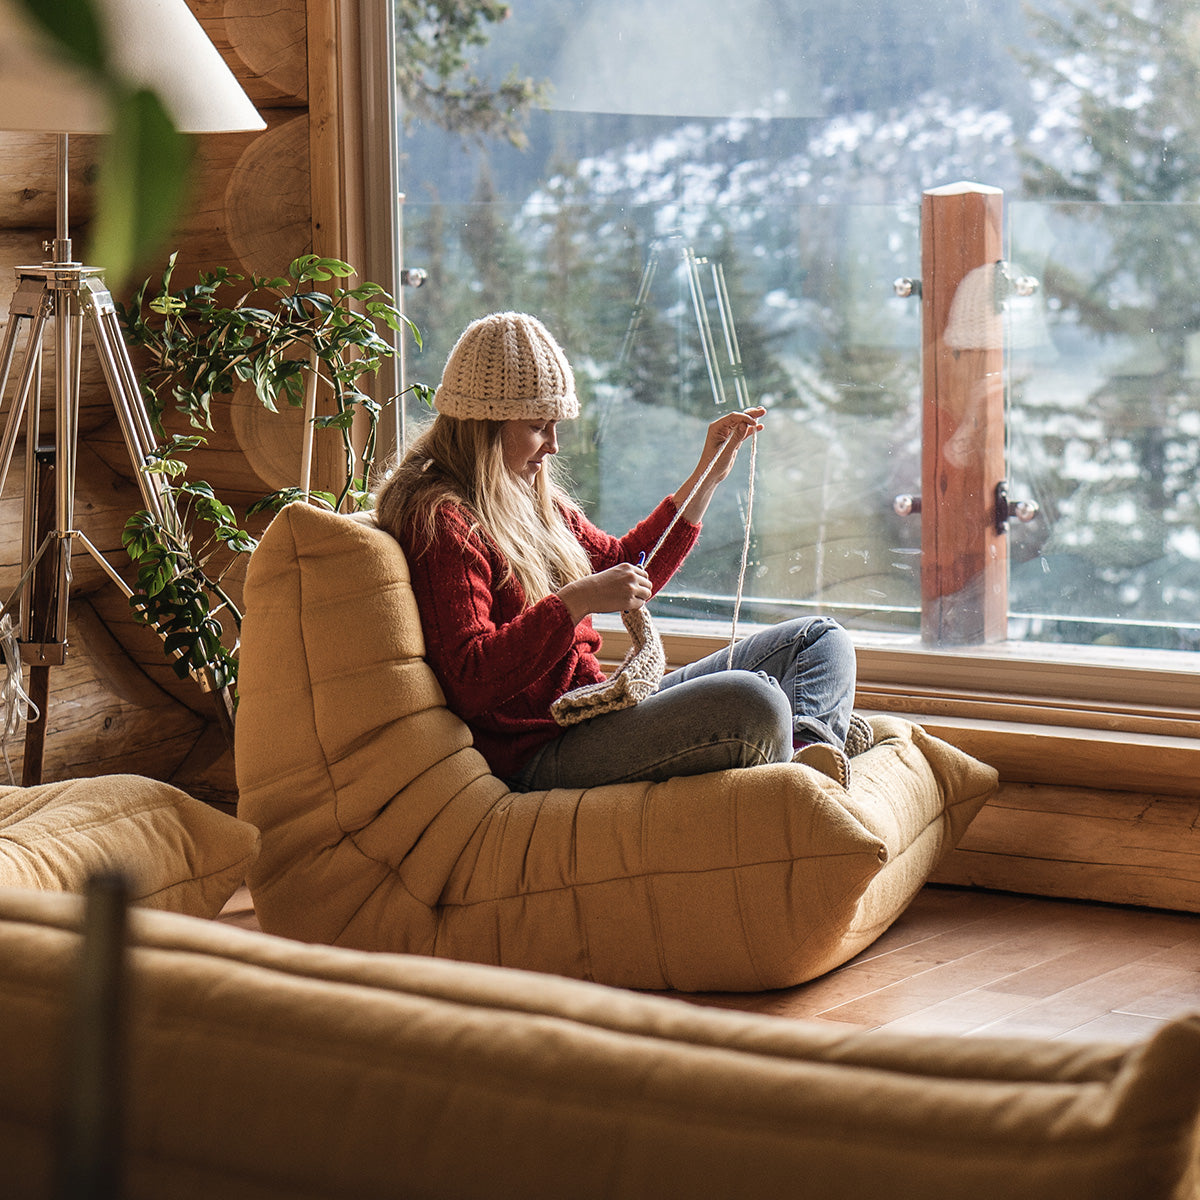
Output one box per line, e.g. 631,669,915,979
673,884,1200,1043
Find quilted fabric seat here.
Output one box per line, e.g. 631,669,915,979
4,888,1200,1200
235,503,999,992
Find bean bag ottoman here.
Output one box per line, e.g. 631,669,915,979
235,503,998,991
0,774,258,918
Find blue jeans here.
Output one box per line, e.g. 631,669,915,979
511,616,856,790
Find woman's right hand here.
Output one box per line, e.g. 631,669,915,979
557,563,652,623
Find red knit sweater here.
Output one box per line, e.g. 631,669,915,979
401,497,699,779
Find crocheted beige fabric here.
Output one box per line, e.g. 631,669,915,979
551,605,666,726
434,311,580,422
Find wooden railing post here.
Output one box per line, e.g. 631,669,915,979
920,182,1008,644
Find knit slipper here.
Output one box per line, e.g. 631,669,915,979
844,712,875,758
792,742,851,789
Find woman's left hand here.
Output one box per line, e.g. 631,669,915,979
701,406,765,482
672,406,765,523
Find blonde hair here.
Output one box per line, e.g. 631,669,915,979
374,414,593,604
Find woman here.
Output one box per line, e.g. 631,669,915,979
374,311,867,791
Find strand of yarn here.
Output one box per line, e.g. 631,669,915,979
727,429,756,667
641,427,757,661
640,448,722,569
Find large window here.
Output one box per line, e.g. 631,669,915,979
391,0,1199,725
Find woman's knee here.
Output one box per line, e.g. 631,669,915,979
785,613,847,647
794,616,857,679
708,670,794,758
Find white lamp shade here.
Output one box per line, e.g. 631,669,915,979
0,0,265,134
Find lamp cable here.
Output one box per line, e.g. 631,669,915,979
0,613,39,783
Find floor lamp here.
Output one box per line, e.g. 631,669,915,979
0,0,264,784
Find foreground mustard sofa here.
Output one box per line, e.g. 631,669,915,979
235,503,999,991
0,719,1194,1197
1,885,1198,1200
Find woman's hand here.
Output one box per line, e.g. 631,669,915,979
672,406,766,522
557,563,652,624
702,406,766,482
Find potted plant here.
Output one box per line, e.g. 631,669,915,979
117,252,428,705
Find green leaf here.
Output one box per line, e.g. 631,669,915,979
247,488,336,515
149,295,187,316
88,89,194,292
294,291,336,318
366,302,408,333
410,382,437,409
122,510,158,553
164,631,198,657
141,558,176,597
290,255,354,283
204,266,241,286
290,255,328,282
219,530,257,554
159,434,206,454
255,384,282,413
404,316,423,349
159,251,180,295
143,458,187,477
313,410,356,430
177,480,217,500
194,494,238,525
14,0,107,72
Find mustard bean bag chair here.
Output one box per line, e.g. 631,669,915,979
235,503,998,992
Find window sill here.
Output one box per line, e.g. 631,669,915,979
594,616,1200,795
867,710,1200,797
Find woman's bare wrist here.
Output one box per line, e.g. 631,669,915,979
556,581,588,624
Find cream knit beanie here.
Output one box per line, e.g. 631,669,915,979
433,311,579,422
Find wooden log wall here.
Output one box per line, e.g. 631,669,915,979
929,781,1200,914
0,0,325,802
